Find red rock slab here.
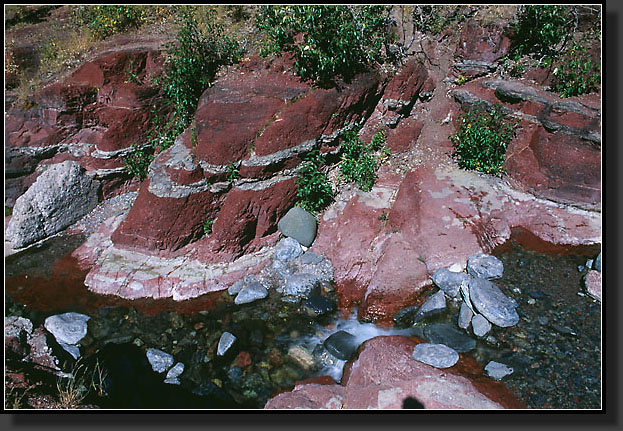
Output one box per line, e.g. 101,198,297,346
455,19,512,64
504,121,601,209
193,94,285,165
65,48,162,88
254,87,339,156
211,177,298,256
458,79,601,142
254,71,382,157
342,336,521,409
361,234,429,322
111,180,225,252
313,175,401,311
314,159,600,321
191,54,309,166
5,109,62,148
384,58,434,109
91,105,153,153
79,213,272,301
265,336,524,409
384,117,424,153
583,270,602,301
264,383,346,409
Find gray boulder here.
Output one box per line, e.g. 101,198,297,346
299,251,324,265
422,323,476,353
469,278,519,327
273,237,304,262
312,343,342,368
431,268,470,298
228,279,246,296
59,342,81,360
303,294,336,318
146,348,174,373
413,290,447,323
235,281,269,305
323,330,359,361
412,343,459,369
467,253,504,280
44,312,91,345
393,305,420,328
594,252,601,272
6,161,100,249
277,206,318,247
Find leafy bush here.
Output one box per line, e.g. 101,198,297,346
340,128,388,192
73,5,145,40
506,5,601,98
510,5,574,58
451,103,518,176
256,5,393,86
296,150,334,214
551,44,600,98
123,146,154,181
158,6,242,126
124,7,241,179
226,161,240,183
203,218,214,236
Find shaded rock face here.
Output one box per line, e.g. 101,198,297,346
359,57,433,149
451,78,601,210
112,55,382,255
6,161,100,249
265,336,523,409
5,45,165,204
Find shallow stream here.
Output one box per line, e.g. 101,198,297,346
4,229,601,409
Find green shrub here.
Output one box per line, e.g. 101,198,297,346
124,59,142,84
158,6,242,126
410,5,464,36
506,5,600,98
551,44,600,98
123,146,154,181
226,161,240,183
203,218,214,236
124,7,242,180
256,5,392,86
340,128,388,192
510,5,574,58
296,150,334,214
451,103,518,176
73,5,145,40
